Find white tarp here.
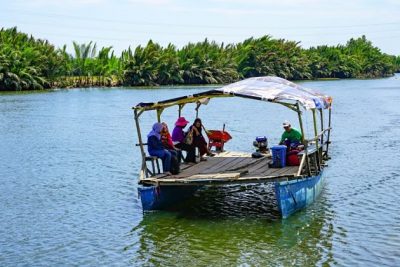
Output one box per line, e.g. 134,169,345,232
216,76,331,109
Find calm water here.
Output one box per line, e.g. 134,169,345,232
1,75,400,266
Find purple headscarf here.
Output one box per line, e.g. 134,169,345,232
147,122,163,140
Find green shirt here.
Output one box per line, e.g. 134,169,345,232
280,128,302,143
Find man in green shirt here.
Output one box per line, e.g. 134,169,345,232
279,120,303,146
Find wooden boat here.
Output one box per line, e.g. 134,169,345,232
133,76,332,218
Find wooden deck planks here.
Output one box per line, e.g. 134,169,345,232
247,158,267,171
248,157,271,173
203,157,238,173
225,157,256,171
173,157,222,177
215,157,252,172
275,166,298,176
140,151,301,185
168,156,230,178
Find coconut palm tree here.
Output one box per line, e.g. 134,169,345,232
1,27,399,91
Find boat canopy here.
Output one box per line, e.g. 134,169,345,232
134,76,332,111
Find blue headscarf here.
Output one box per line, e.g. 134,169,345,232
147,122,163,140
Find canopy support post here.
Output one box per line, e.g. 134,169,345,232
319,109,325,161
134,109,147,180
195,102,201,118
178,104,186,117
156,108,164,122
312,109,321,172
325,104,332,159
296,102,310,176
296,102,305,144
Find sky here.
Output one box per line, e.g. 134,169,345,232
1,0,400,55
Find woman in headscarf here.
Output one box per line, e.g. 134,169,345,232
189,118,214,161
171,117,196,163
161,122,175,150
147,122,171,175
161,122,181,174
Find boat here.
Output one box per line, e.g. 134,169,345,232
133,76,332,218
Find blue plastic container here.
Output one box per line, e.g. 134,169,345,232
138,186,158,210
271,145,287,168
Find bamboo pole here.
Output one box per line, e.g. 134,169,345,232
276,101,298,112
304,141,311,176
312,109,321,172
156,108,164,123
319,109,324,161
195,102,201,118
325,104,332,158
178,103,187,117
296,102,310,176
297,153,306,177
304,128,331,143
134,109,147,180
178,104,182,117
296,102,305,144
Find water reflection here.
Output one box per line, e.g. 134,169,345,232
2,75,400,265
128,185,335,266
175,184,281,220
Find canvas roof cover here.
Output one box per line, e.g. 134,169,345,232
216,76,331,109
134,76,332,111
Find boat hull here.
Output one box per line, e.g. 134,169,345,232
274,170,324,219
138,185,200,211
139,171,325,218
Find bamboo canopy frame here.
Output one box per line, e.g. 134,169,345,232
133,76,333,181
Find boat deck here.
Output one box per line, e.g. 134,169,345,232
140,151,300,186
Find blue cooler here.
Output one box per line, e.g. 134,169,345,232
271,145,287,168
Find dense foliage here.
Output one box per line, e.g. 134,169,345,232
1,27,399,91
0,27,64,90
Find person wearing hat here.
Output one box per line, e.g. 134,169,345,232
279,120,303,148
171,117,196,163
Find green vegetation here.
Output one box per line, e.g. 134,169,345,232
0,27,64,90
1,27,399,91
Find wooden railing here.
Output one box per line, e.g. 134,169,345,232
297,127,332,177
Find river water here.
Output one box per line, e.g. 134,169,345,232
1,75,400,266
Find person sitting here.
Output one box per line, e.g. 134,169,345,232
279,120,303,149
147,122,172,175
161,122,177,151
161,122,181,174
171,117,196,163
189,118,214,161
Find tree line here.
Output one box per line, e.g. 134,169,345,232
1,27,399,91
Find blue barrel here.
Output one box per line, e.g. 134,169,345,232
271,145,287,168
138,186,158,210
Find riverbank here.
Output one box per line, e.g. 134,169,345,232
2,74,399,93
1,27,400,91
14,73,400,92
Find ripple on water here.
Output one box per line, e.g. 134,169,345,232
2,77,400,265
126,184,338,266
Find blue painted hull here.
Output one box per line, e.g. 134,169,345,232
274,170,324,219
138,185,200,211
139,171,325,218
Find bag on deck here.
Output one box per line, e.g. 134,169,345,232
170,153,181,174
184,131,193,145
287,150,300,166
